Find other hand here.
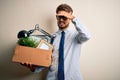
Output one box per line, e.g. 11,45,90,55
20,62,38,72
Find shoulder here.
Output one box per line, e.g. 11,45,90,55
52,30,61,37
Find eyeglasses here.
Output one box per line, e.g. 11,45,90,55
56,16,68,21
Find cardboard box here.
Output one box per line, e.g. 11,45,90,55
12,42,53,67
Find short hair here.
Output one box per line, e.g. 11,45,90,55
56,4,73,14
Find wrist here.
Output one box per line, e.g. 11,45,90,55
29,65,37,72
71,16,75,20
72,17,77,23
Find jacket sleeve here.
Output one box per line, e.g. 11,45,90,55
72,17,91,43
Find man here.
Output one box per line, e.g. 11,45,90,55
22,4,90,80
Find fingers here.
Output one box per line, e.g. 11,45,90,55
20,62,32,68
56,11,75,20
20,62,37,72
69,15,75,20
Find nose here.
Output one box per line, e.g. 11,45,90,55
59,18,64,21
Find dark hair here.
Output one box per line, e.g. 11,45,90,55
56,4,73,14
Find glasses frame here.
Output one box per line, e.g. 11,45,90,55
56,15,68,21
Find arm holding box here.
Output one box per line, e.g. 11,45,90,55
20,63,45,72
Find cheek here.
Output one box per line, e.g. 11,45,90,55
65,20,70,24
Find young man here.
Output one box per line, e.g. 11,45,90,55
46,4,90,80
22,4,90,80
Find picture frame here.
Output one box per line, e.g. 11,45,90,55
37,39,53,50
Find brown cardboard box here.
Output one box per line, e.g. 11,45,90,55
12,44,52,67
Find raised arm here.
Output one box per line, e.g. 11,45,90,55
72,17,91,43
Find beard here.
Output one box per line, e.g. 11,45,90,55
58,21,69,30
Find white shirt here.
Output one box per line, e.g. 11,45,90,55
46,17,91,80
35,17,91,80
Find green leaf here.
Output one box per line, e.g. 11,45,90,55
18,37,39,48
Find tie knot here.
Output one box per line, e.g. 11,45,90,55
61,31,65,35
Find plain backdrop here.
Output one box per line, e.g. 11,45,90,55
0,0,120,80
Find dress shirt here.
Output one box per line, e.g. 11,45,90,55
35,17,91,80
46,17,90,80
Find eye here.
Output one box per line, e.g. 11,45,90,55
56,16,68,21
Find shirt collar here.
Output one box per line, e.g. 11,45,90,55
57,22,74,34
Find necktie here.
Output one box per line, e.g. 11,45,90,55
58,31,65,80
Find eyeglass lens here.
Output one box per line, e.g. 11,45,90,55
57,16,67,20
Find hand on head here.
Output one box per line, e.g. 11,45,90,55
56,11,75,21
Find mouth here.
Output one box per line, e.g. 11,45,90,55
58,22,65,27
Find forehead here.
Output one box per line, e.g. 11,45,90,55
57,11,71,15
57,11,68,14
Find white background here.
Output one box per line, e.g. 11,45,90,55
0,0,120,80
